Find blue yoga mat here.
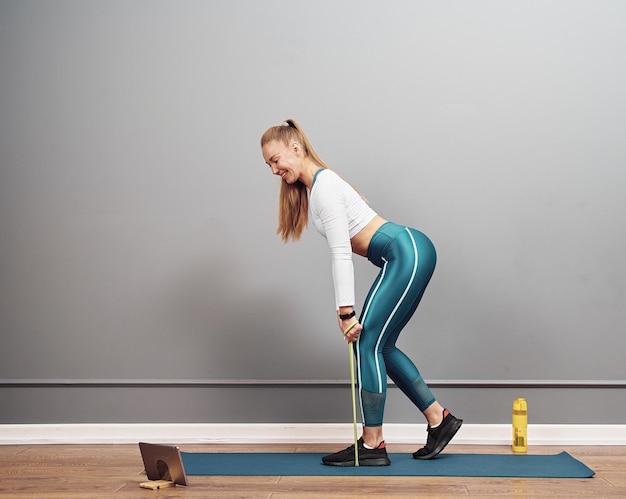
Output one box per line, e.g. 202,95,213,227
181,451,594,478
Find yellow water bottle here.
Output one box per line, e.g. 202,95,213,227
512,398,527,453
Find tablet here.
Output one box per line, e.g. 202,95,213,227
138,442,188,486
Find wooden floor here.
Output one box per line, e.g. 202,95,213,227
0,443,625,498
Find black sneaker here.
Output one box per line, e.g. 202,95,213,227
322,438,391,467
413,409,462,460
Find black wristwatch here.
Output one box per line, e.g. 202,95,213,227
338,310,356,320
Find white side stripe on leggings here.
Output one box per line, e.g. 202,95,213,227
356,257,387,405
360,228,419,393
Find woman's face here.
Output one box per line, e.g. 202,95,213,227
262,140,302,184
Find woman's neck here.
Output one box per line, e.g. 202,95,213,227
299,158,325,189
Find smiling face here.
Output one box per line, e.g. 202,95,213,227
262,140,303,184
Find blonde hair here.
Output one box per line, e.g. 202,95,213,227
260,119,329,242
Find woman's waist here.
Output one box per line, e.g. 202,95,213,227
350,215,388,257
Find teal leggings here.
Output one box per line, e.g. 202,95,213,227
357,222,437,427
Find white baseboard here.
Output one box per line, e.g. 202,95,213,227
1,423,625,445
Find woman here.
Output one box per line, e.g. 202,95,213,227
260,119,462,467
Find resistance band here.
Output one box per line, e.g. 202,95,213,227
349,341,359,467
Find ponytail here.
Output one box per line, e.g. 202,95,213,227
284,119,330,169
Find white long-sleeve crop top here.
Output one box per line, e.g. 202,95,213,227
308,168,377,309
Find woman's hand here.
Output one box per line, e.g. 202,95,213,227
339,317,363,343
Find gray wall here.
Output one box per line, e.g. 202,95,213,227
1,0,625,425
